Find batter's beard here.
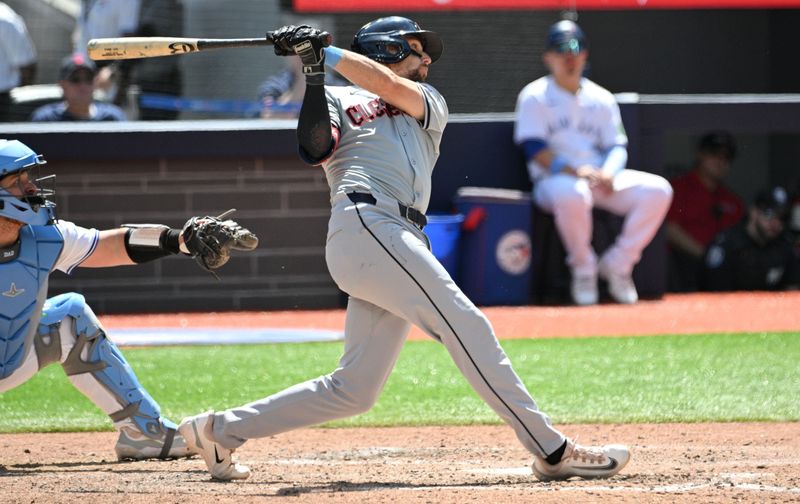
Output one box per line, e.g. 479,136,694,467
407,67,428,83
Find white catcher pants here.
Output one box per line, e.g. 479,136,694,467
534,169,673,276
212,192,566,458
0,319,134,426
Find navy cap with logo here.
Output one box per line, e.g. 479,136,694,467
754,186,789,220
59,53,97,81
545,20,588,55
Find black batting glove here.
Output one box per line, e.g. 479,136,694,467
289,26,327,86
270,25,298,56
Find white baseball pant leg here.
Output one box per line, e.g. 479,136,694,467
0,320,138,421
534,170,673,276
212,194,566,458
592,170,673,275
212,295,411,446
534,173,597,276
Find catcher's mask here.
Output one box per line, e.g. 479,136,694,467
351,16,443,65
0,139,56,226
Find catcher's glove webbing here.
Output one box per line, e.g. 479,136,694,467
180,209,259,277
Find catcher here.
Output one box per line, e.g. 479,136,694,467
0,139,257,461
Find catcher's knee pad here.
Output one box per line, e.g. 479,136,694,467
49,293,165,438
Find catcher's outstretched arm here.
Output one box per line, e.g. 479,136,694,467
79,228,140,267
78,210,259,276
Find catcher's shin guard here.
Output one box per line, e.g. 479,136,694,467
40,294,179,447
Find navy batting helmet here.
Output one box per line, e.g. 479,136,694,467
545,20,587,55
351,16,443,64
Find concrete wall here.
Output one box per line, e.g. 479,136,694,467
6,122,342,313
4,96,800,313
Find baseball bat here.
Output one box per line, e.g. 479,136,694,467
87,32,331,61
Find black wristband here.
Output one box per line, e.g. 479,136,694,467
124,227,181,263
161,228,181,254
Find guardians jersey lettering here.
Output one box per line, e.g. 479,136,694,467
322,84,447,212
345,99,402,126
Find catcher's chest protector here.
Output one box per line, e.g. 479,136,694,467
0,225,63,378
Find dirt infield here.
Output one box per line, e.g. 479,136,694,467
4,292,799,502
3,423,798,503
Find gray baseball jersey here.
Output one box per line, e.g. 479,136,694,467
210,82,567,460
321,83,446,213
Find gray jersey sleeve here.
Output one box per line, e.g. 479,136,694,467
419,83,448,135
326,87,342,132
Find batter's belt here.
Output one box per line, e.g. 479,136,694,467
347,192,427,229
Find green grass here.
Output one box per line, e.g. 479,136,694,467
1,332,798,433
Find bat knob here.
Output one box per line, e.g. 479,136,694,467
320,32,332,47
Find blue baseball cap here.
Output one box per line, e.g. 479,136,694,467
545,20,587,55
59,53,97,80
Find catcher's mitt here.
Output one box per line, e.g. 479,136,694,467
181,209,258,275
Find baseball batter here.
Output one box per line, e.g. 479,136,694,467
514,20,673,306
0,139,256,460
179,17,630,482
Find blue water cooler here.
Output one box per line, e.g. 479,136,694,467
455,187,533,306
425,213,465,283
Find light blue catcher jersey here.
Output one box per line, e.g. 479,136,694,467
0,225,63,378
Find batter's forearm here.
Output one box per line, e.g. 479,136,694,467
324,47,424,119
297,82,333,162
327,49,395,93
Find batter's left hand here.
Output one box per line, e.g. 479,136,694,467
288,26,329,84
289,27,327,62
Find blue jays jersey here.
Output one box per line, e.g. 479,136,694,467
0,221,98,377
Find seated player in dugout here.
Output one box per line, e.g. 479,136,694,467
514,19,673,306
178,17,631,484
666,131,745,292
703,185,800,291
0,139,257,460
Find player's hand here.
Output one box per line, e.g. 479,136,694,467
288,26,329,85
180,209,259,278
575,165,597,180
594,171,615,193
576,166,614,193
270,25,298,56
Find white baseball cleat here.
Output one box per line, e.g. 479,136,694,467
115,424,194,461
599,261,638,304
178,411,251,480
571,273,598,306
532,439,630,481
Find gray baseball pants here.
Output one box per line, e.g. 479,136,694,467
212,192,566,458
